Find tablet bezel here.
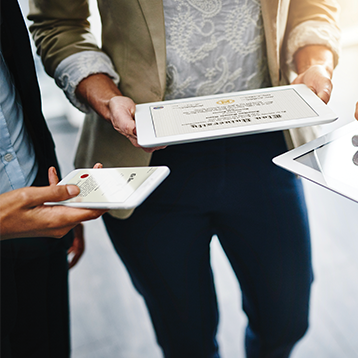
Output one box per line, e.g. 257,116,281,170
135,84,337,148
272,121,358,203
45,166,170,209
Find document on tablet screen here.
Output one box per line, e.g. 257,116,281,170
64,168,157,204
150,88,318,137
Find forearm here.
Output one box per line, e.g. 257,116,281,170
285,0,340,76
74,73,164,153
75,73,123,122
291,45,335,104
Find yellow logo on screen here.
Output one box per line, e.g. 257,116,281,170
216,99,235,105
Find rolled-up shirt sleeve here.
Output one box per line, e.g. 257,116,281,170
54,51,120,113
286,20,341,72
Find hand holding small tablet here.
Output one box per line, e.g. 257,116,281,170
45,167,170,209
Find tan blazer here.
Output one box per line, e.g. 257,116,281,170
29,0,340,217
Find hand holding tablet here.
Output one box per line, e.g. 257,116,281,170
135,84,337,148
45,167,170,209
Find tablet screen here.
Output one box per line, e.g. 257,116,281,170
150,88,318,137
63,167,158,204
294,151,320,171
293,131,358,201
312,133,358,198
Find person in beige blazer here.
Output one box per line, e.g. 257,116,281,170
29,1,340,357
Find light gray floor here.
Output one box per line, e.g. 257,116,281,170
44,43,358,358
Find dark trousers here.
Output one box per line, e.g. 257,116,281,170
103,131,313,358
0,173,72,358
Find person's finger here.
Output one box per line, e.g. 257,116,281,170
68,225,85,269
306,85,317,94
16,185,80,208
68,252,81,269
315,76,332,104
42,223,78,239
355,102,358,121
292,72,332,104
68,247,83,268
52,206,107,222
48,166,59,185
142,145,167,153
316,88,331,104
108,96,167,153
108,96,143,149
93,163,103,169
118,118,137,139
291,73,303,85
29,206,107,236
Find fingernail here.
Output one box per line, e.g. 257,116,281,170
53,167,57,176
67,185,80,196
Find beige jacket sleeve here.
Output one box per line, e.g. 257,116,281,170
28,0,101,77
29,0,340,93
286,0,340,38
284,0,341,74
278,0,341,148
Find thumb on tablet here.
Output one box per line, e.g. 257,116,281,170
26,184,80,207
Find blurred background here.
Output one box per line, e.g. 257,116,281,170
18,0,358,357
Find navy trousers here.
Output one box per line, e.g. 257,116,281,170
103,130,312,358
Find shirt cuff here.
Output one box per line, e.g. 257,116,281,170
54,51,120,113
286,20,341,73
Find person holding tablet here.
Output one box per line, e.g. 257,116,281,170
29,1,340,357
0,1,106,357
0,165,105,241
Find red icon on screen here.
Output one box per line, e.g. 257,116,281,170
80,174,89,179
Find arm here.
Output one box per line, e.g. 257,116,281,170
283,0,340,103
284,0,341,73
29,1,164,153
0,167,106,241
28,0,98,77
291,44,334,104
75,73,166,153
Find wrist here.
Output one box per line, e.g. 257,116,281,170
294,45,334,78
75,73,122,121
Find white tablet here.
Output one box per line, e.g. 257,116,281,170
273,121,358,203
135,84,337,147
45,166,170,209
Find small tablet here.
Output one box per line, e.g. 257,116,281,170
45,166,170,209
273,121,358,204
135,84,337,147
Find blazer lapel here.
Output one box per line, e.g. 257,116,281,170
260,0,280,85
137,0,167,94
260,0,290,85
1,0,59,178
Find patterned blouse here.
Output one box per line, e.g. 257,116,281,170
163,0,271,100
